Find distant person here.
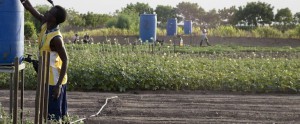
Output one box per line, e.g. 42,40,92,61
72,33,79,44
177,35,184,46
200,27,211,46
83,33,90,43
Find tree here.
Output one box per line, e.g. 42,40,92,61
218,6,237,25
234,2,274,26
203,9,220,27
81,12,98,28
121,2,154,15
155,5,177,26
274,8,293,32
176,2,205,24
294,12,300,24
107,9,139,32
67,9,85,27
275,8,293,25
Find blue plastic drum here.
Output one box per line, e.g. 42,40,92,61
167,18,177,36
139,14,157,42
0,0,24,65
184,20,192,35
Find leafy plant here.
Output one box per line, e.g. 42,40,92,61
1,43,300,93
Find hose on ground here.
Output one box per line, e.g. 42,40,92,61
70,96,118,124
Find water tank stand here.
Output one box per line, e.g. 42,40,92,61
0,58,25,124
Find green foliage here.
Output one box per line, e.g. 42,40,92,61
234,2,274,26
1,44,300,93
294,13,300,24
155,5,177,26
210,26,248,37
203,9,221,27
67,9,86,27
24,21,36,40
23,3,300,40
105,18,117,28
0,103,9,124
274,8,294,32
116,15,130,29
81,12,101,27
57,44,300,92
121,2,154,15
63,27,138,38
34,5,51,32
218,6,237,25
252,26,282,38
286,25,300,38
105,9,139,33
176,2,205,23
275,8,293,25
296,25,300,35
24,10,33,22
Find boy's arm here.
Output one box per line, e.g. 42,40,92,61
20,0,45,23
50,37,68,86
50,37,68,99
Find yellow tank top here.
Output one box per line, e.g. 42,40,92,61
38,23,67,86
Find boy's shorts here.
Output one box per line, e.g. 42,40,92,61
48,84,68,121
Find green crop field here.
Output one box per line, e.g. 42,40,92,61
1,42,300,93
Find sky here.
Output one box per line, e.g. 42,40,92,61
29,0,300,15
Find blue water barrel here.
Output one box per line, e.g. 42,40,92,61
166,18,177,36
184,20,192,35
139,14,157,42
0,0,24,65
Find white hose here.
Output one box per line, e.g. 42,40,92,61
70,96,118,124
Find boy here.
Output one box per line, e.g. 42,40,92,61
20,0,68,121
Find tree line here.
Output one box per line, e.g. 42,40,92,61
24,1,300,39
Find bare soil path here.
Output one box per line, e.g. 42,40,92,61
1,90,300,124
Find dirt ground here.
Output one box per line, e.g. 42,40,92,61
1,90,300,124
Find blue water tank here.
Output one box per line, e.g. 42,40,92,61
0,0,24,65
184,20,192,35
166,18,177,36
139,14,157,42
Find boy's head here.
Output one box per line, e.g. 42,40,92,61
45,5,67,25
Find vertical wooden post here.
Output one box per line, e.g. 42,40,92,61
44,52,50,123
35,55,43,124
9,73,13,118
173,38,176,53
13,58,19,124
39,51,46,124
20,69,24,124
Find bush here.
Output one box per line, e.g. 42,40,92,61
210,26,248,37
296,25,300,35
24,21,36,40
105,18,117,28
116,15,130,29
281,25,300,39
252,27,283,38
